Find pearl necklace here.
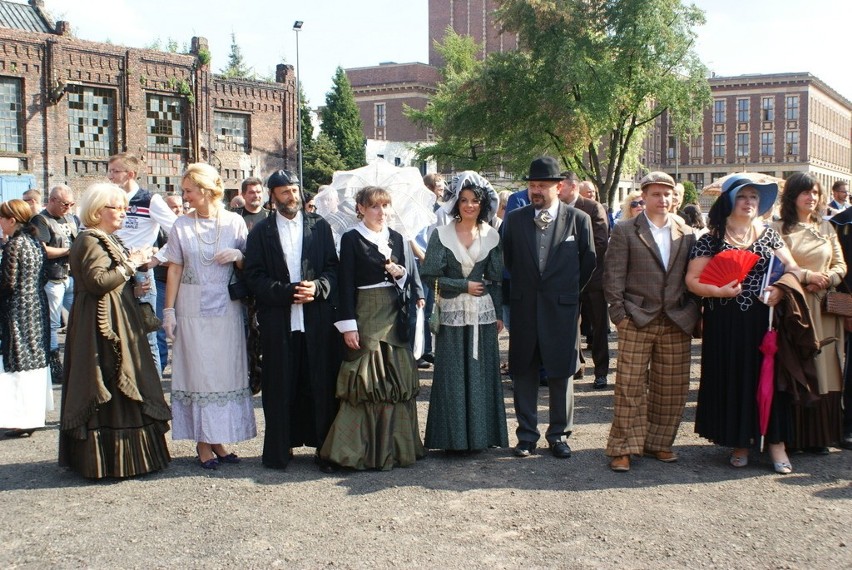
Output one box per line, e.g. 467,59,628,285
194,211,222,266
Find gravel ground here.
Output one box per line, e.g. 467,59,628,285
0,332,849,569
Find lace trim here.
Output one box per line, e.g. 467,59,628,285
172,387,253,407
438,293,496,326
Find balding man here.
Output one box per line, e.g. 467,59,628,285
30,184,80,383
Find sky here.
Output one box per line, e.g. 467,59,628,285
45,0,852,105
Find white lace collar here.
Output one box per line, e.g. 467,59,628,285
354,221,392,260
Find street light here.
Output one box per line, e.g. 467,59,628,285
293,20,303,187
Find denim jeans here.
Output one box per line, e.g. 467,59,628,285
45,276,74,351
155,279,168,373
136,268,161,375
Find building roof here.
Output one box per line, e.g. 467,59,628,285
709,72,852,109
0,0,53,34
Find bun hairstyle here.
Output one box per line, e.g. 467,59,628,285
182,163,225,204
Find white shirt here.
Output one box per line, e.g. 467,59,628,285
276,210,305,333
116,187,177,249
645,212,672,269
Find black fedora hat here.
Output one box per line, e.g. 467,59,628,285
523,156,563,181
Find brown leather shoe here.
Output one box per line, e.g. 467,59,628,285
644,449,678,463
609,455,630,472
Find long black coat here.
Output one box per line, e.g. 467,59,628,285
502,202,596,378
243,212,341,467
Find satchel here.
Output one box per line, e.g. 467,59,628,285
137,302,161,333
228,265,251,301
429,279,441,335
823,289,852,317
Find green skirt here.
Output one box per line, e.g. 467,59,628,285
320,287,425,470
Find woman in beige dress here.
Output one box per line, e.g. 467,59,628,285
772,172,846,452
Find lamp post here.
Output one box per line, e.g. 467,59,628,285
293,20,303,186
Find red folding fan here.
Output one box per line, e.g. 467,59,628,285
698,249,760,287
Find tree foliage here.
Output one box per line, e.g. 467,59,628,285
412,0,711,205
320,67,366,170
220,33,253,79
301,133,346,193
681,180,698,205
299,84,314,155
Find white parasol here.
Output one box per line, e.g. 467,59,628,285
320,159,437,250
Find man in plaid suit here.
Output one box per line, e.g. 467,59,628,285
603,172,701,472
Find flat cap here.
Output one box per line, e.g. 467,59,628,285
639,171,676,190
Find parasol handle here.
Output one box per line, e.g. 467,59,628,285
764,291,774,330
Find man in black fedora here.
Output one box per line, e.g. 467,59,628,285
502,156,596,458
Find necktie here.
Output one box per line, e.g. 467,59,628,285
534,210,553,230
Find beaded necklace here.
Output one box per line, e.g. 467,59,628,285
193,210,222,266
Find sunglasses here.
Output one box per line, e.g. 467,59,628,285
52,198,75,207
103,205,128,212
630,200,645,208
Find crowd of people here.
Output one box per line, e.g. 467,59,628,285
0,152,849,480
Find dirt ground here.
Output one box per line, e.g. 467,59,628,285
0,332,850,569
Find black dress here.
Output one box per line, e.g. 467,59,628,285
691,228,794,448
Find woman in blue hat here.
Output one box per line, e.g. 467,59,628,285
686,174,803,474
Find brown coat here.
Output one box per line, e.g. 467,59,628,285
572,195,609,290
773,273,821,404
604,213,700,335
60,230,170,435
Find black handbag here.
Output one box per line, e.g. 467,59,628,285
137,302,161,333
228,266,251,301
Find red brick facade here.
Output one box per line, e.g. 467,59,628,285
0,13,296,198
428,0,518,68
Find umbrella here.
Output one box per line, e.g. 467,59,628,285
756,252,784,451
701,172,786,201
321,159,437,249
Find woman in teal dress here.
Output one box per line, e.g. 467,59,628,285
421,172,508,452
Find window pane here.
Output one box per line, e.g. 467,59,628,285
213,111,249,152
0,77,23,153
67,85,115,157
147,95,188,194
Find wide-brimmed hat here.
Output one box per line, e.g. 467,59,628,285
523,157,563,181
639,171,676,190
721,174,778,216
267,169,300,189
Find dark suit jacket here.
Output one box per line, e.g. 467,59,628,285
503,202,596,378
603,213,700,335
571,195,608,290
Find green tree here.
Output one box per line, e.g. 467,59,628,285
413,0,711,205
681,180,698,205
299,84,314,155
301,133,346,193
320,66,365,170
407,30,499,172
220,33,253,79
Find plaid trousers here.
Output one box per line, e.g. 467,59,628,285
605,315,691,457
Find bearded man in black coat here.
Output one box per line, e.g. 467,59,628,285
244,170,342,471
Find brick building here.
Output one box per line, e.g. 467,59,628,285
345,0,517,171
0,0,297,202
655,73,852,208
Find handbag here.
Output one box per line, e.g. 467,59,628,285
823,289,852,317
137,302,161,333
228,265,251,301
429,279,441,335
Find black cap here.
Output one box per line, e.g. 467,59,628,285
267,169,300,189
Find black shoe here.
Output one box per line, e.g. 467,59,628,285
549,440,572,459
513,441,536,457
841,433,852,450
593,376,608,390
422,352,435,364
573,369,584,380
417,358,431,369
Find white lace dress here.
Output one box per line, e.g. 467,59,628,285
166,211,256,443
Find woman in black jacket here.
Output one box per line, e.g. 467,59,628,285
319,186,425,470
